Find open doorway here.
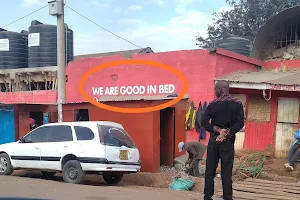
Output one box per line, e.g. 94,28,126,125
29,111,44,126
74,109,89,121
160,107,176,167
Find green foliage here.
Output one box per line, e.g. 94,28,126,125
197,0,300,48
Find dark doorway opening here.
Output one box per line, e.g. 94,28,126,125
75,109,89,121
29,111,44,126
160,107,176,167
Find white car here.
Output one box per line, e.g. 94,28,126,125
0,121,141,184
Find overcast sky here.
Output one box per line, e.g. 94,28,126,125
1,0,231,55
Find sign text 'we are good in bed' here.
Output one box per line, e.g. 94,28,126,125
92,84,176,96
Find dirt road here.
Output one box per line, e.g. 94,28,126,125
0,172,207,200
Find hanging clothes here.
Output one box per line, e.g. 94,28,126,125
185,100,196,130
200,101,207,140
195,101,207,141
195,102,202,134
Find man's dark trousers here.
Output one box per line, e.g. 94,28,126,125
204,138,235,200
288,143,300,166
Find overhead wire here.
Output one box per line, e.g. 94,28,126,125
0,5,48,29
0,3,143,49
64,4,143,49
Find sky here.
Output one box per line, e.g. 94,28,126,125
0,0,231,55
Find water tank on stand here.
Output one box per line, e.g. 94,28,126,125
215,34,252,57
0,28,28,69
28,20,74,68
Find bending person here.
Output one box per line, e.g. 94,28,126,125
178,141,207,177
285,129,300,171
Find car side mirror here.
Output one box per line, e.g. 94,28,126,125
19,137,24,143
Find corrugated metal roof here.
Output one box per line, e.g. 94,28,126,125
98,94,189,102
74,47,154,61
67,94,189,104
215,69,300,86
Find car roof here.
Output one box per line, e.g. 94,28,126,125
42,121,124,129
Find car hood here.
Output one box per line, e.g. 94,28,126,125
0,141,18,148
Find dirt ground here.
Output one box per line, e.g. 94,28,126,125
0,174,205,200
0,150,299,200
234,150,300,181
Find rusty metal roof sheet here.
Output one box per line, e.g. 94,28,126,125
97,94,189,102
74,47,154,60
67,94,189,104
215,69,300,86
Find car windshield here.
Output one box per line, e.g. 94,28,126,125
98,124,136,148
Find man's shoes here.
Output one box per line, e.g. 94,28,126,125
284,163,294,171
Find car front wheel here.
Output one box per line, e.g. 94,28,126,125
103,174,123,185
0,153,13,175
62,160,85,184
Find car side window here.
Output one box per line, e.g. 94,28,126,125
23,126,51,143
46,125,73,142
74,126,95,141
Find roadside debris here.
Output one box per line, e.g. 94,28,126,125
169,177,194,191
160,166,195,181
173,154,206,176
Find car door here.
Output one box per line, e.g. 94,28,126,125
73,125,98,158
40,125,74,170
99,124,140,164
11,126,51,169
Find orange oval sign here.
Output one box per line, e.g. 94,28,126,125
78,59,188,113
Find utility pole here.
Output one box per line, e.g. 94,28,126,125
48,0,66,122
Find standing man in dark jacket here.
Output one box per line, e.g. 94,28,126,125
201,80,244,200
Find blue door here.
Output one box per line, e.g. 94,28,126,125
0,105,15,144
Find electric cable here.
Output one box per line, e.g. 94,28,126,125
1,5,48,29
64,4,143,49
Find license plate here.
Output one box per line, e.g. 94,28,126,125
119,150,128,160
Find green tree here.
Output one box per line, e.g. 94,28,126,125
197,0,300,48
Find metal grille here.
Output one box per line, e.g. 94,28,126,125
264,17,300,60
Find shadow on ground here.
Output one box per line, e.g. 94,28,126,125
11,170,208,192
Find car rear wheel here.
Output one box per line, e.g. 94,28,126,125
62,160,85,184
103,174,123,185
0,153,13,175
41,171,56,178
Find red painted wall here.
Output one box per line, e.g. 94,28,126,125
215,53,259,77
66,49,258,146
66,50,217,104
0,91,57,104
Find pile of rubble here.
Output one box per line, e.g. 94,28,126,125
265,44,300,60
160,166,197,181
159,153,206,182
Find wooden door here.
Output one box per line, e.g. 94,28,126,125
232,94,246,150
275,98,300,158
160,107,175,167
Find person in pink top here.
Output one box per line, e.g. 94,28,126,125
29,118,39,131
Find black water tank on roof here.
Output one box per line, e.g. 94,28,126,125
215,34,252,57
0,29,28,69
28,20,74,68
